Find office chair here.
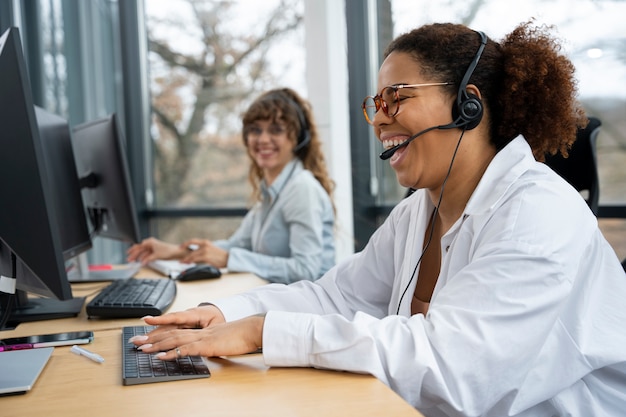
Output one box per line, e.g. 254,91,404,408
544,117,602,215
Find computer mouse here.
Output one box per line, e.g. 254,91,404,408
176,264,222,281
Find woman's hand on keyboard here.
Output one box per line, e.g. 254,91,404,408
139,304,226,332
129,311,264,360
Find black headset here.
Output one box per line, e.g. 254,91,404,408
450,30,487,131
288,97,311,154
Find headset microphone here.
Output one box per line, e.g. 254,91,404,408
379,125,441,160
378,118,467,160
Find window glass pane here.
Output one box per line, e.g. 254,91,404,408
599,219,626,262
144,0,305,214
39,0,68,116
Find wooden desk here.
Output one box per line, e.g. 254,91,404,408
1,271,423,416
1,328,420,416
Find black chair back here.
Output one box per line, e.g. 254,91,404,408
545,117,602,215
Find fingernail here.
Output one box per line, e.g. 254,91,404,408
138,344,153,350
128,335,149,343
142,315,154,320
155,352,166,359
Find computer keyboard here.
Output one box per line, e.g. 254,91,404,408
86,278,176,318
122,325,210,386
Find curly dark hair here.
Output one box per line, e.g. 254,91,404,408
241,88,335,205
384,20,587,161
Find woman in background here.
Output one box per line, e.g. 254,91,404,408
128,88,335,284
130,22,626,416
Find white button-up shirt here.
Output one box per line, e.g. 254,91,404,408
214,136,626,416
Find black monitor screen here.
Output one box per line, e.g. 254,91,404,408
36,106,92,260
72,114,141,244
0,27,83,330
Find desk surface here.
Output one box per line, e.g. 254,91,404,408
1,270,423,416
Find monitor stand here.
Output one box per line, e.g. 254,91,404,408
4,289,85,330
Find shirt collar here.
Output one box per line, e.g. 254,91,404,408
464,136,536,216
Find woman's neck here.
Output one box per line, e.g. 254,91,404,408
429,143,495,232
263,159,296,187
263,171,279,187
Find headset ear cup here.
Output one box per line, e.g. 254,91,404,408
293,130,311,154
451,93,483,130
462,94,483,130
285,95,310,155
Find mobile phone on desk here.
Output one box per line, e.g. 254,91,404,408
0,330,94,351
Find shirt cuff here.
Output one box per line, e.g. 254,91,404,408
210,295,261,322
262,311,312,367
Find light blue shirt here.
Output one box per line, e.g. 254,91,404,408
213,159,335,284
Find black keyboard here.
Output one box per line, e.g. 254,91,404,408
122,325,210,385
86,278,176,318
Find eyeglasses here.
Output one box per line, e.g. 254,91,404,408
361,82,452,125
245,123,288,138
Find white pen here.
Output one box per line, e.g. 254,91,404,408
71,344,105,363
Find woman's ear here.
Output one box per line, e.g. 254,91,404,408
466,84,482,100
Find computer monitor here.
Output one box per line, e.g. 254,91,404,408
0,27,84,330
35,106,93,260
71,114,141,245
69,113,142,281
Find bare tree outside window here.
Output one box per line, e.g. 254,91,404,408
145,0,305,242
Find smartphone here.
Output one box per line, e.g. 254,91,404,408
0,331,94,351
